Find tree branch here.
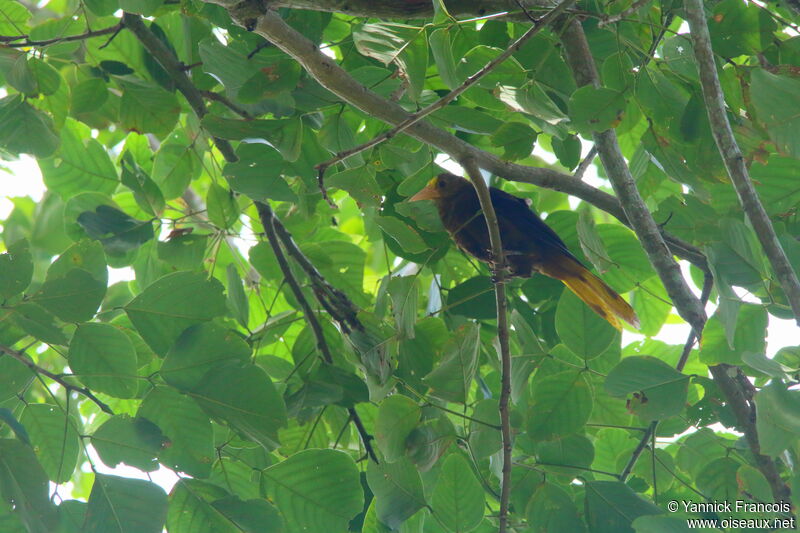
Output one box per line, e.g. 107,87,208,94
315,0,575,180
255,201,378,463
211,2,707,273
460,157,512,533
1,23,122,47
684,0,800,326
0,345,114,415
559,19,707,334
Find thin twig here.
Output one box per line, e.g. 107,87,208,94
255,201,378,463
0,345,114,415
598,0,652,27
573,145,598,180
201,90,253,119
460,157,512,533
314,0,576,187
685,0,800,327
2,23,122,47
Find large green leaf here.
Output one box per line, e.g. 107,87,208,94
20,404,80,484
375,394,420,462
68,323,138,398
605,356,689,420
189,362,287,450
555,289,617,360
118,78,180,137
84,474,168,533
584,481,661,533
91,415,164,472
366,457,425,530
755,380,800,456
38,118,117,198
424,323,481,403
0,239,32,298
32,268,105,323
160,322,251,390
222,144,295,202
527,370,593,441
0,439,58,533
526,483,586,533
353,23,427,99
138,387,214,477
431,453,484,533
263,449,363,533
0,95,59,158
125,271,227,355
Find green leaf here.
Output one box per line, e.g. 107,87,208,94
424,323,481,403
631,277,671,337
167,479,283,533
263,449,363,533
138,387,214,477
527,370,592,440
755,380,800,456
120,151,165,216
0,0,31,36
28,57,61,96
0,239,32,298
223,144,295,202
375,215,429,255
0,95,59,158
10,303,67,345
353,23,427,99
490,121,537,161
526,483,586,533
77,205,154,255
84,474,167,533
151,139,199,200
468,399,501,459
605,356,689,420
375,394,421,462
326,167,382,207
595,224,655,292
699,304,767,365
68,323,138,398
161,322,251,390
555,289,616,360
125,271,227,355
92,415,164,472
429,28,460,89
207,183,239,230
32,269,105,323
431,453,484,533
225,264,249,329
118,78,180,137
189,362,287,450
20,404,80,484
366,457,425,530
157,234,208,271
751,70,800,158
696,457,739,500
38,118,117,198
447,276,496,320
709,0,774,57
552,134,582,170
584,481,661,533
387,275,418,339
569,87,627,135
632,515,693,533
0,439,58,533
0,355,33,402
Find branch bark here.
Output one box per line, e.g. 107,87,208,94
0,345,114,415
684,0,800,326
559,19,707,333
461,158,512,533
211,3,707,272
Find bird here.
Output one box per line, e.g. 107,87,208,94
409,172,639,330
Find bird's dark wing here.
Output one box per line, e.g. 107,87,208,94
489,187,582,263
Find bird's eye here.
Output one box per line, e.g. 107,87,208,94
437,180,446,188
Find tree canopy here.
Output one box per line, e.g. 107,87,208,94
1,0,800,531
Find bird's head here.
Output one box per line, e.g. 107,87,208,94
408,173,469,202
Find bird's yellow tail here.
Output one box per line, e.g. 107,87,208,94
540,258,639,330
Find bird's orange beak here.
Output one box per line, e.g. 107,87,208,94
408,177,440,202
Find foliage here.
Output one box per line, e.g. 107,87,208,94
0,0,799,531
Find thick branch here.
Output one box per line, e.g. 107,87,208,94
256,201,378,463
461,158,512,533
684,0,800,326
214,4,706,271
559,20,707,333
0,345,114,415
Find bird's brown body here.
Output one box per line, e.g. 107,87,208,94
410,173,639,330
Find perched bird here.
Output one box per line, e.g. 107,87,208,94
409,173,639,330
